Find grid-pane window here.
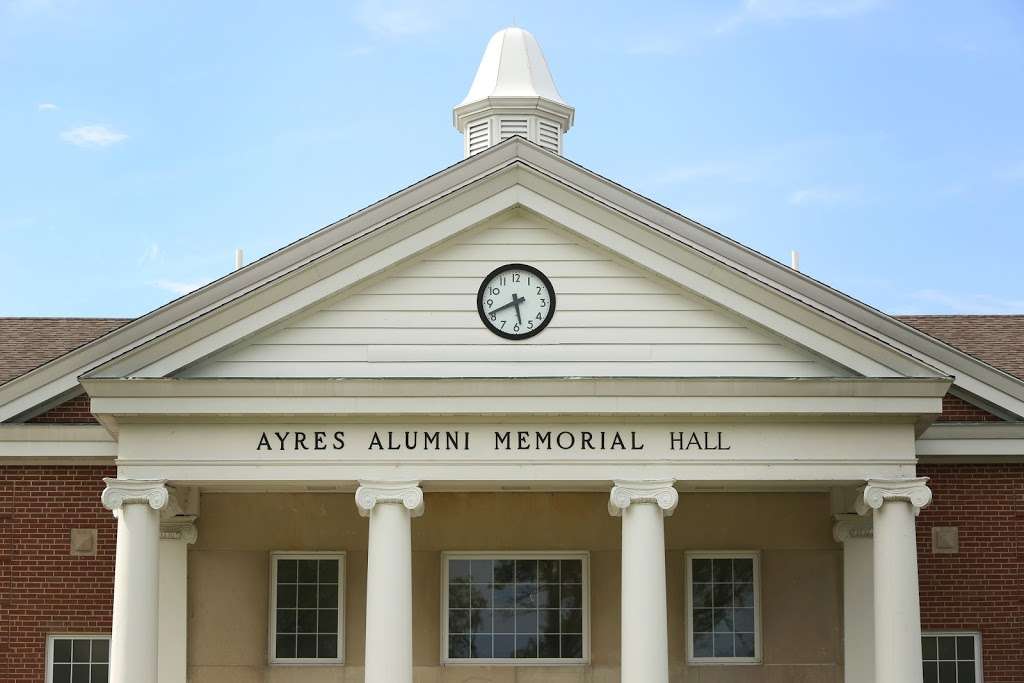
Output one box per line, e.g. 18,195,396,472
443,553,588,663
922,632,982,683
687,551,760,663
47,635,109,683
270,552,345,663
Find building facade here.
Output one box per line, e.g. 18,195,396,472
1,27,1022,683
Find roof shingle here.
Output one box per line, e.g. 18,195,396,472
896,315,1024,381
0,317,131,385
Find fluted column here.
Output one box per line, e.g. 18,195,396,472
356,480,424,683
833,513,874,683
101,478,168,683
609,479,678,683
856,477,932,683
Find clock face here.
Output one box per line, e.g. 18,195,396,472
477,263,556,339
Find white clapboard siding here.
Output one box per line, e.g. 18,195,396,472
180,211,848,379
202,361,835,378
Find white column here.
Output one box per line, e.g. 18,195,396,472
609,479,678,683
158,520,196,683
833,513,875,683
856,477,932,683
101,478,168,683
355,480,424,683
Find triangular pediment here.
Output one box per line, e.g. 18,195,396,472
2,139,1023,422
179,209,849,379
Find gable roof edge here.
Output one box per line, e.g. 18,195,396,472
507,144,1024,416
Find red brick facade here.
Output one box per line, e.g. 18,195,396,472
0,463,1019,680
917,464,1024,682
937,393,1004,422
0,465,116,683
26,394,98,424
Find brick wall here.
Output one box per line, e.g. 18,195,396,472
26,395,98,424
937,393,1004,422
917,463,1024,682
0,465,115,683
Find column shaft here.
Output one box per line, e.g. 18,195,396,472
365,503,414,682
872,500,924,683
103,479,168,683
356,481,423,683
856,477,931,683
834,515,874,683
621,502,669,682
609,479,678,683
158,521,196,683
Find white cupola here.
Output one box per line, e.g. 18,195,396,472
454,27,574,157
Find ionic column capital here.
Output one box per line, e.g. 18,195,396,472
101,478,168,517
355,480,424,518
832,513,873,543
855,477,932,517
609,479,678,517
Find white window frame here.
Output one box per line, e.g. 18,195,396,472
440,550,591,666
268,551,346,666
685,550,762,665
45,633,111,683
922,630,983,682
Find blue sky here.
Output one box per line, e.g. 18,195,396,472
1,0,1022,317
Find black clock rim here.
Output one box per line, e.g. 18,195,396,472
476,263,556,340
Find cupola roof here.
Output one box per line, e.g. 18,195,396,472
453,27,574,157
457,27,568,107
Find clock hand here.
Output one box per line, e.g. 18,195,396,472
489,294,526,315
512,293,522,323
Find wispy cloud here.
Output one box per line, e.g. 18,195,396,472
719,0,885,32
788,185,859,206
910,289,1024,315
153,279,210,296
354,0,444,38
138,243,160,265
37,102,58,111
655,162,754,185
60,124,128,148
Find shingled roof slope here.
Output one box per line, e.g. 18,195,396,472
0,318,131,385
897,315,1024,381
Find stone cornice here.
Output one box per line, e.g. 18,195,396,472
101,478,168,516
833,513,873,543
855,477,932,516
355,480,424,518
608,479,679,517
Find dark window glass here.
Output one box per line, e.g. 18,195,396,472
49,638,110,683
690,555,757,660
447,556,585,660
921,633,980,683
273,556,342,660
53,640,72,663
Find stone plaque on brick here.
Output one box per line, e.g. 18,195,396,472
931,526,959,554
70,528,97,556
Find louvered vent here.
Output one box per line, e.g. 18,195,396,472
467,121,490,156
499,118,529,141
538,120,560,153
